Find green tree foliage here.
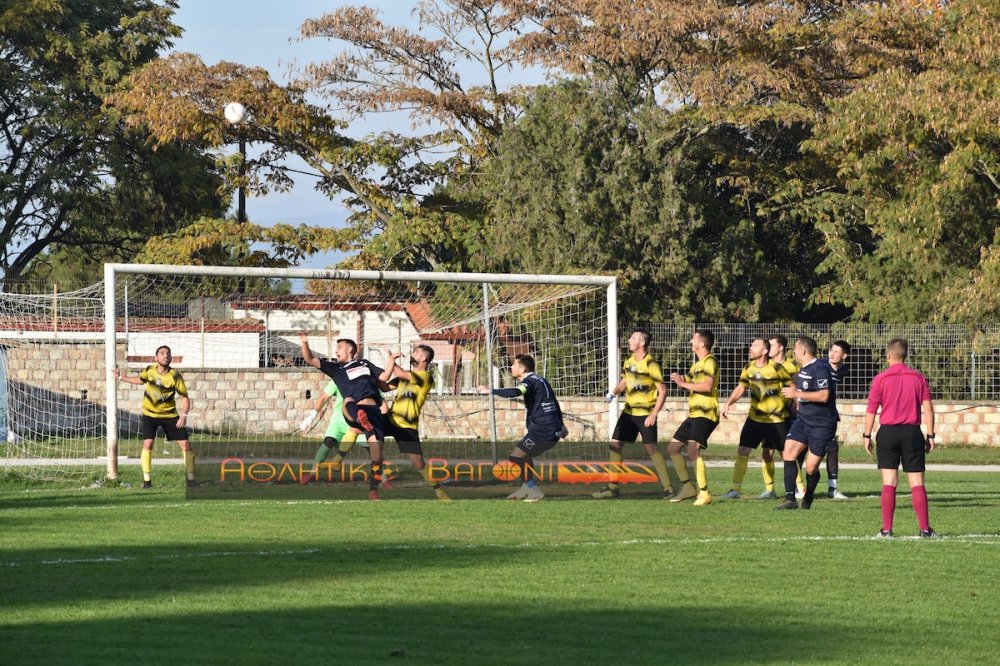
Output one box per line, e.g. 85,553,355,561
474,80,828,321
0,0,225,287
800,0,1000,322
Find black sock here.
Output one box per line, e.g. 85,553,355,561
805,471,821,501
783,461,798,501
511,455,534,483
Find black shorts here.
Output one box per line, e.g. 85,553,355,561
516,428,562,457
739,419,787,451
344,403,387,442
612,413,657,444
672,417,717,449
786,419,836,457
876,424,926,473
385,421,423,455
140,414,189,441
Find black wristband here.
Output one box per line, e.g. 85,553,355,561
927,433,935,439
863,433,871,438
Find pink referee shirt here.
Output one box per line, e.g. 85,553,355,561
866,363,932,425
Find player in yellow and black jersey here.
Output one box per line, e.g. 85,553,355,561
668,330,719,506
768,334,806,497
591,329,672,499
719,337,794,499
378,345,450,501
113,345,195,489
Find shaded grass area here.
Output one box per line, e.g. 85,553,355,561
2,470,1000,665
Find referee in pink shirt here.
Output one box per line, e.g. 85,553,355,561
863,338,937,538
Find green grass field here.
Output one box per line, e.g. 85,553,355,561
2,462,1000,665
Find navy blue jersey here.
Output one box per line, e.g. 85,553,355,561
493,373,564,433
794,359,838,426
826,360,849,385
825,360,848,421
317,358,385,403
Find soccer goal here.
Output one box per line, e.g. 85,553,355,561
98,264,617,480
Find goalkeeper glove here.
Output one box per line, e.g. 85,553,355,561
605,392,617,403
298,410,318,433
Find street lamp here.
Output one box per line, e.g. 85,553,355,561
224,101,247,294
223,101,247,225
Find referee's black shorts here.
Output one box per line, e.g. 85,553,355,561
876,424,926,473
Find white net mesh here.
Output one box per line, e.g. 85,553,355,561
0,268,614,480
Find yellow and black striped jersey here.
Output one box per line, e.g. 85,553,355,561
685,354,719,422
389,369,434,430
621,353,665,417
779,358,800,420
138,365,187,418
739,360,793,424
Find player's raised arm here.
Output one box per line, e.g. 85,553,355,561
380,351,406,383
298,332,322,369
113,367,143,386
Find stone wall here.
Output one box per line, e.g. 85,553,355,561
3,342,999,445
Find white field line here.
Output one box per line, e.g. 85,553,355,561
3,535,998,569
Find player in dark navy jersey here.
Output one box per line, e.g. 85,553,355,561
299,332,392,500
479,354,567,502
775,336,839,510
824,341,851,498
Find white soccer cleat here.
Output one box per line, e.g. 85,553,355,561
507,485,530,500
523,487,544,502
795,489,805,500
829,489,849,500
758,489,777,499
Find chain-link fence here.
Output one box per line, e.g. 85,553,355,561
626,323,1000,401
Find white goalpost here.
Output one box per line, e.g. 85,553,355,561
94,264,618,481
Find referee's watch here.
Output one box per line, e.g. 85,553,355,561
862,433,871,439
927,433,935,439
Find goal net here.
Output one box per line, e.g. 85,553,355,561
1,265,617,482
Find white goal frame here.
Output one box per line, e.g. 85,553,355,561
104,264,618,479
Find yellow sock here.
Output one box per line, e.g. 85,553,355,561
797,463,806,492
183,449,195,480
420,465,434,486
695,457,708,492
732,455,749,491
670,453,690,484
608,449,623,490
762,460,775,490
338,430,358,455
141,449,152,481
649,451,671,492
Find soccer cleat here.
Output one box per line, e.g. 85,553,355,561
693,491,713,506
721,489,741,500
829,489,848,500
299,472,314,485
670,483,698,503
800,496,813,510
434,488,452,502
758,489,777,499
876,529,893,538
592,486,620,499
186,479,197,488
142,481,152,490
795,489,805,500
523,487,544,502
356,409,375,435
380,478,395,490
507,485,531,500
662,488,675,500
774,499,799,510
919,528,939,538
368,489,380,501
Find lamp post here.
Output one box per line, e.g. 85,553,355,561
224,101,247,294
223,101,247,224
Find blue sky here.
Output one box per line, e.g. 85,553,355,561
171,1,420,269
